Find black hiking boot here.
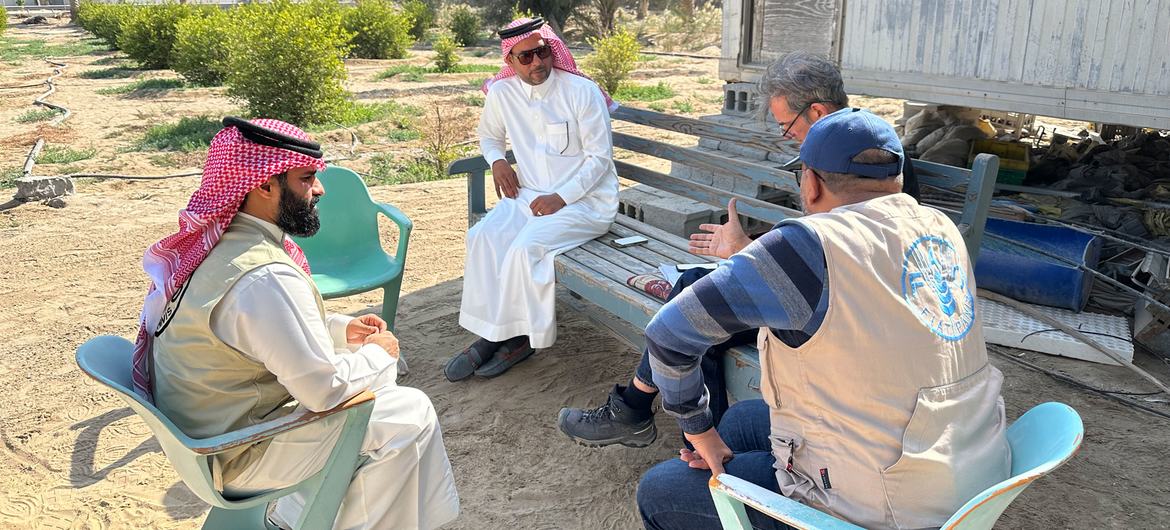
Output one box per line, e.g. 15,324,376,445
557,385,657,448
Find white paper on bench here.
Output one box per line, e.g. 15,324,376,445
979,297,1133,366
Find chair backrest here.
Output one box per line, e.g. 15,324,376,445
294,166,384,266
943,402,1084,529
75,336,230,506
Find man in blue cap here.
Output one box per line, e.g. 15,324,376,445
634,108,1010,530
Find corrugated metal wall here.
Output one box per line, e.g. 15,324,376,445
840,0,1170,97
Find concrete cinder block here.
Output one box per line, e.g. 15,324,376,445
719,141,769,161
698,137,722,151
641,196,720,238
14,175,74,201
618,185,662,221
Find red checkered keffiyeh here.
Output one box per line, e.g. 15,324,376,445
481,18,619,112
130,119,327,402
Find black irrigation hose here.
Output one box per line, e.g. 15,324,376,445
989,345,1170,421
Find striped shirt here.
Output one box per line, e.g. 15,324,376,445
647,222,829,434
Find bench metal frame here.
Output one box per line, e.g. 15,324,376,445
449,106,998,402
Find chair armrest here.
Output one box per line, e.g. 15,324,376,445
187,390,376,455
375,201,412,261
709,473,864,530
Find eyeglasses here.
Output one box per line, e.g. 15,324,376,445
795,166,825,188
511,44,552,65
780,101,830,139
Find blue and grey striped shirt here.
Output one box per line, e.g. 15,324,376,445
647,222,829,434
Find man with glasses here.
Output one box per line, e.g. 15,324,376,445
557,51,923,450
445,18,620,382
635,107,1007,530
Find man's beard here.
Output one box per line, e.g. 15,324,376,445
275,182,321,237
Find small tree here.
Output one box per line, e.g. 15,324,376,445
118,3,202,69
584,28,639,95
432,33,461,73
402,0,434,41
343,0,415,59
447,5,480,47
172,8,232,86
224,0,354,125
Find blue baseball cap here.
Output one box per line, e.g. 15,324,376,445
799,108,904,179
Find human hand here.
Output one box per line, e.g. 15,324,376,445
680,428,734,475
492,160,520,199
364,331,400,359
688,198,752,259
530,193,566,217
346,314,387,344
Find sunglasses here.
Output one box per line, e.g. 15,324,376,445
511,44,552,65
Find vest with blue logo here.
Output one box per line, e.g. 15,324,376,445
761,193,1010,529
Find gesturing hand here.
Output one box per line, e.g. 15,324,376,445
492,160,520,199
345,314,387,344
681,428,734,476
530,193,566,217
688,198,752,259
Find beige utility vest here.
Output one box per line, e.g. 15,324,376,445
152,216,324,488
761,194,1010,529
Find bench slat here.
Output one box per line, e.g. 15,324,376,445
596,231,685,268
612,106,797,155
614,132,799,195
610,220,707,264
566,248,664,306
615,161,798,225
556,255,661,329
580,240,660,275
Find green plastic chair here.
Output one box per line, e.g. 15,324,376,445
710,401,1084,530
294,166,412,330
76,335,375,530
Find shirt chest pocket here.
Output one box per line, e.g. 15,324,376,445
544,121,581,157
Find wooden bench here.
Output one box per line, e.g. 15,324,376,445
448,106,998,403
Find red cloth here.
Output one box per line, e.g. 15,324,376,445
481,18,618,112
131,119,327,402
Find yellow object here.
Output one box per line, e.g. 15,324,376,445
971,139,1030,184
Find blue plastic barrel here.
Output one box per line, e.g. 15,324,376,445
974,218,1101,312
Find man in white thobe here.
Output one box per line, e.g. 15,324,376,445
445,17,619,381
135,118,459,529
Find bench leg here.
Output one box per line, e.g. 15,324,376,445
380,275,404,332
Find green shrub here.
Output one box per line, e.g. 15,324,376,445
223,0,353,125
117,3,202,69
172,8,232,86
343,0,415,60
613,81,674,101
432,34,460,73
136,116,221,152
584,28,639,95
403,0,435,41
78,1,134,49
96,78,185,95
38,145,96,164
15,108,61,123
448,5,480,47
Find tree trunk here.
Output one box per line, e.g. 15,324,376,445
637,0,648,20
69,0,78,21
677,0,695,20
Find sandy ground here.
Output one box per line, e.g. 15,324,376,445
3,19,1170,530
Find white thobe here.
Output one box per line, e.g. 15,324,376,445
218,214,459,530
461,68,619,348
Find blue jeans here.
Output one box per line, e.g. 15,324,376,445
637,399,793,530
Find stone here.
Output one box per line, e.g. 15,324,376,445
22,16,49,25
43,197,67,208
14,175,74,202
641,195,720,238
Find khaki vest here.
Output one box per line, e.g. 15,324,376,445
152,216,326,488
761,194,1010,529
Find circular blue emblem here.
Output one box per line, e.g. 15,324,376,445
901,235,975,341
